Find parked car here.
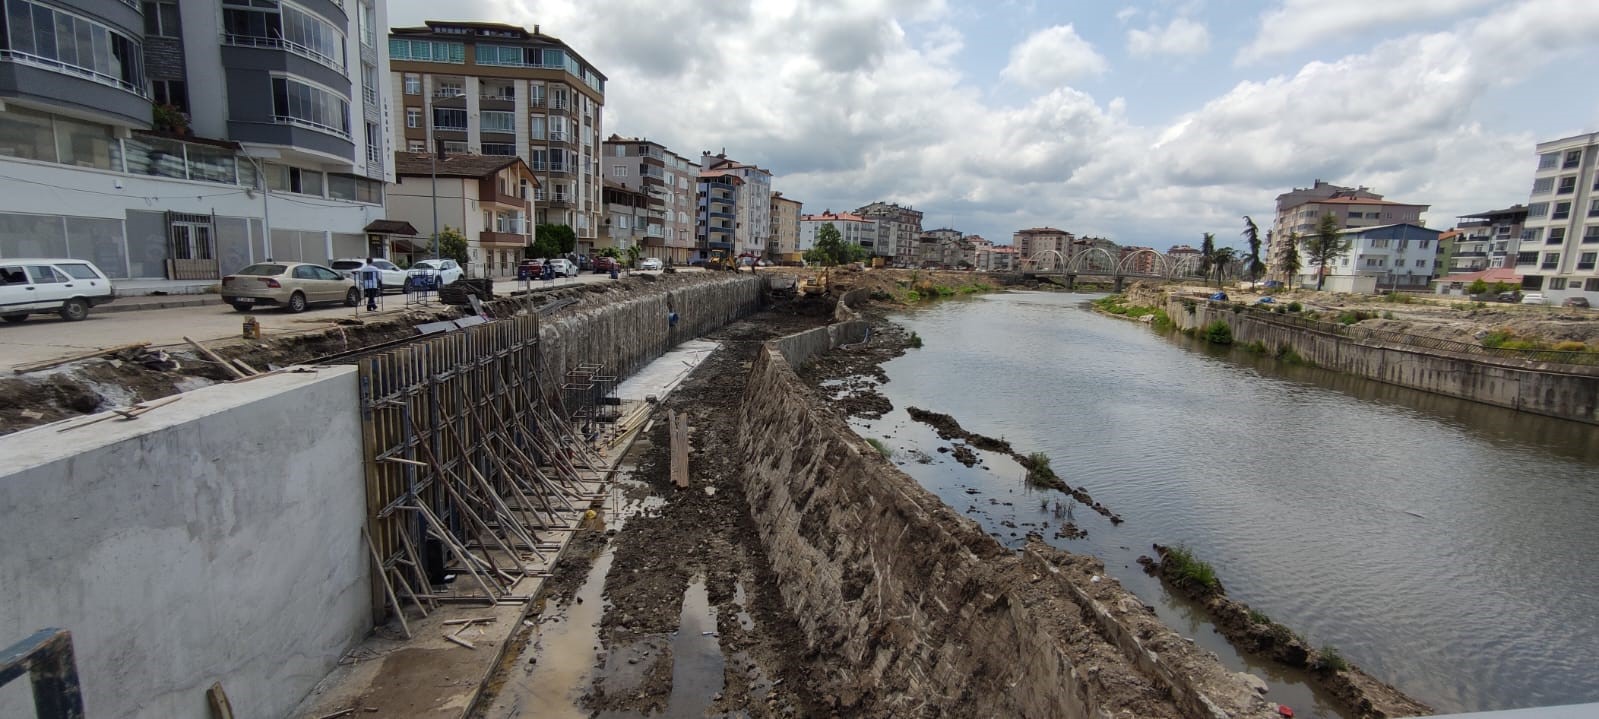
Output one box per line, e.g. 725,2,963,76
329,258,406,291
1520,292,1547,305
1496,292,1521,303
0,258,116,323
545,258,578,277
593,256,620,274
517,258,543,279
1562,296,1590,308
638,257,664,271
405,259,463,291
221,262,358,313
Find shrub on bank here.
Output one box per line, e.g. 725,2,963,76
1203,320,1233,345
1163,544,1220,593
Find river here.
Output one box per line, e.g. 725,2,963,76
846,290,1599,717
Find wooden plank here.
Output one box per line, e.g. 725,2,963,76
183,336,248,380
206,682,235,719
11,342,150,374
669,410,690,489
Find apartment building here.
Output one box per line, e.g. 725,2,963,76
1299,223,1441,292
1121,246,1160,274
798,211,875,256
1450,205,1527,273
1514,133,1599,303
770,192,802,263
697,168,741,256
965,235,993,269
989,244,1018,272
1268,180,1428,278
387,153,536,276
601,135,697,264
0,0,393,281
389,21,605,251
1013,227,1074,269
854,201,923,265
599,180,659,258
700,152,771,258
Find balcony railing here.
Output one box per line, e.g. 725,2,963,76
273,114,352,139
552,193,571,203
432,89,466,100
362,86,377,105
529,160,547,171
221,33,344,73
0,50,149,97
480,90,515,101
530,96,545,108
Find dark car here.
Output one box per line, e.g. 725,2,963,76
593,256,620,273
1562,296,1591,308
516,258,543,280
1496,292,1520,303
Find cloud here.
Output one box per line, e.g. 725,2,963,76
1236,0,1499,64
1000,25,1109,89
1127,17,1211,57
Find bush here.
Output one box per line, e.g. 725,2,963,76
907,331,923,348
1382,311,1395,320
1203,320,1233,345
903,289,923,302
1480,330,1514,348
1317,645,1350,673
1553,340,1590,352
1286,301,1303,313
1151,308,1174,332
1337,310,1376,325
1276,347,1309,365
1243,340,1268,354
1023,451,1057,488
866,438,893,459
1248,608,1272,625
1163,545,1220,592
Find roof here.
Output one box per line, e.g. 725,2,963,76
393,152,530,179
1304,197,1428,207
801,212,869,222
1335,222,1441,236
1437,267,1522,284
1015,227,1069,234
697,169,745,184
1458,205,1528,220
364,220,418,236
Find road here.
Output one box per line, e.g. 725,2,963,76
0,271,642,372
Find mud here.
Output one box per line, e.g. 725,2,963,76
1142,545,1433,719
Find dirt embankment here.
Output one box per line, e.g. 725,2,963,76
1141,545,1433,719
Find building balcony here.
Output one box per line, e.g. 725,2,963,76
547,163,572,175
1454,251,1488,258
0,53,151,129
221,33,345,75
479,230,527,246
708,210,734,220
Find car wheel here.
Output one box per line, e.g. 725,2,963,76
286,291,308,313
59,298,89,322
344,287,361,307
231,302,254,313
402,278,414,293
2,313,26,324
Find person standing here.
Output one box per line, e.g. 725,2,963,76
359,257,381,311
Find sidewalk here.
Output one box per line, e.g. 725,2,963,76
100,294,226,313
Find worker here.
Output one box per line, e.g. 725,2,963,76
359,257,381,311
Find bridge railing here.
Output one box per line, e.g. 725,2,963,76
1207,300,1599,367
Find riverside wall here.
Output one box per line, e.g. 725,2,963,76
735,307,1277,718
1170,299,1599,425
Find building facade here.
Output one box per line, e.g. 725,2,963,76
696,168,740,256
854,201,923,265
1269,180,1428,279
599,180,657,258
798,212,875,256
1450,205,1527,273
1013,227,1074,269
0,0,392,281
770,192,802,263
601,135,696,264
387,153,536,277
699,152,770,258
988,244,1018,272
389,21,605,251
1299,223,1441,292
1514,133,1599,303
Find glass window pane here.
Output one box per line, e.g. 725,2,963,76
300,170,323,196
33,4,56,60
53,10,75,67
8,0,35,55
54,115,116,170
0,106,58,162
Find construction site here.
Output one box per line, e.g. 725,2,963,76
3,269,1320,719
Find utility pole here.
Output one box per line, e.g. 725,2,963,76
431,138,441,259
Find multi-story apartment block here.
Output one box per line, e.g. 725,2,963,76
798,211,875,256
602,135,697,264
854,201,923,265
696,168,741,258
389,21,605,251
1121,246,1160,274
965,235,993,269
1013,227,1074,269
599,180,658,258
1515,133,1599,303
0,0,393,281
1449,205,1526,273
989,244,1018,272
387,153,536,276
1269,180,1428,279
700,152,771,258
770,192,802,263
1298,223,1441,292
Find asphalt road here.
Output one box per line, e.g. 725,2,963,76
0,271,636,372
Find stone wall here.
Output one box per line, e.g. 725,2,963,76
735,309,1276,718
0,368,368,719
1170,299,1599,425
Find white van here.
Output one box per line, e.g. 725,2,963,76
0,259,117,322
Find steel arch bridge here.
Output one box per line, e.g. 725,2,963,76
1021,248,1207,282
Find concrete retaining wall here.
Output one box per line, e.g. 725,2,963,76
1170,299,1599,424
0,367,368,719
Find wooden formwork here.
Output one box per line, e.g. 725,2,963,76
354,313,606,626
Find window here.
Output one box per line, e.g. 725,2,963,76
1550,278,1568,290
1558,176,1577,195
1523,228,1543,243
1590,200,1599,218
407,140,424,152
1578,253,1597,271
1542,253,1560,270
433,79,463,98
388,38,464,63
51,114,119,170
1415,259,1426,267
529,116,546,140
1564,149,1582,169
328,174,381,203
1585,226,1599,244
271,77,350,137
432,108,466,131
481,142,515,156
612,164,627,177
403,73,421,94
141,1,180,37
266,164,323,196
4,1,146,95
1587,278,1599,292
1538,152,1559,170
25,265,66,284
357,0,375,47
442,141,468,154
405,107,420,128
1553,202,1572,220
1527,202,1549,218
1532,177,1555,195
151,79,188,112
1548,228,1566,244
529,84,545,107
1419,240,1430,249
1517,251,1538,265
480,110,515,133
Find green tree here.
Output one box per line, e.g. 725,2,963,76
437,225,469,266
535,223,577,255
1466,278,1489,296
1242,216,1266,282
1211,247,1238,287
624,245,642,268
1280,232,1303,288
803,223,866,266
1304,213,1352,291
1199,232,1216,283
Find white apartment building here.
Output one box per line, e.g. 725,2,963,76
1514,133,1599,303
1450,206,1527,273
0,0,393,282
1299,223,1441,292
798,212,875,255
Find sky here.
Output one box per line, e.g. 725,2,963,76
386,0,1599,250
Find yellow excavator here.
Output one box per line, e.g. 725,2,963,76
800,267,829,296
708,249,734,271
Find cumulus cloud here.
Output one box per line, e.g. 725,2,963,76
1236,0,1499,64
1127,17,1211,57
1000,25,1109,89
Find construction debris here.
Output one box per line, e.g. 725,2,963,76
10,342,150,374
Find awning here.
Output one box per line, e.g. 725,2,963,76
364,219,419,235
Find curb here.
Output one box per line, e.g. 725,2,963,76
99,297,226,314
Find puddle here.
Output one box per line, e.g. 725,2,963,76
484,546,615,718
732,582,755,631
594,576,729,719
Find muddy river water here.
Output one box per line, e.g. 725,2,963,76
850,291,1599,716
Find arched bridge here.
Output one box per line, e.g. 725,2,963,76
1019,249,1213,290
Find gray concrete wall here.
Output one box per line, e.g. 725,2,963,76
0,367,369,719
1170,299,1599,424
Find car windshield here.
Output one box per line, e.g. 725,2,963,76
413,261,438,270
330,260,364,270
236,264,287,276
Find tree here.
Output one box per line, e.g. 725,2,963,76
803,223,866,266
1211,247,1237,287
624,245,642,268
1242,216,1266,282
438,226,468,266
1304,213,1352,291
1280,232,1303,288
1199,232,1216,283
535,223,577,255
1466,278,1490,296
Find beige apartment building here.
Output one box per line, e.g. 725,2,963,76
601,136,699,264
387,153,538,277
389,21,606,252
1268,180,1428,278
855,202,924,265
1013,227,1075,269
770,192,803,263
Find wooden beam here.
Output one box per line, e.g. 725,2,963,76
184,336,248,380
11,342,149,374
669,410,690,489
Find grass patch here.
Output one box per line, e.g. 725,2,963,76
1022,451,1057,488
1151,308,1173,332
1248,608,1272,625
1316,645,1350,673
866,438,893,459
1163,544,1220,593
907,331,923,348
1275,346,1310,365
1336,310,1378,325
1094,294,1161,320
1383,292,1415,304
1202,320,1233,345
1243,340,1268,354
1553,340,1591,352
902,289,923,302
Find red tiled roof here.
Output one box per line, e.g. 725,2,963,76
1437,267,1522,283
